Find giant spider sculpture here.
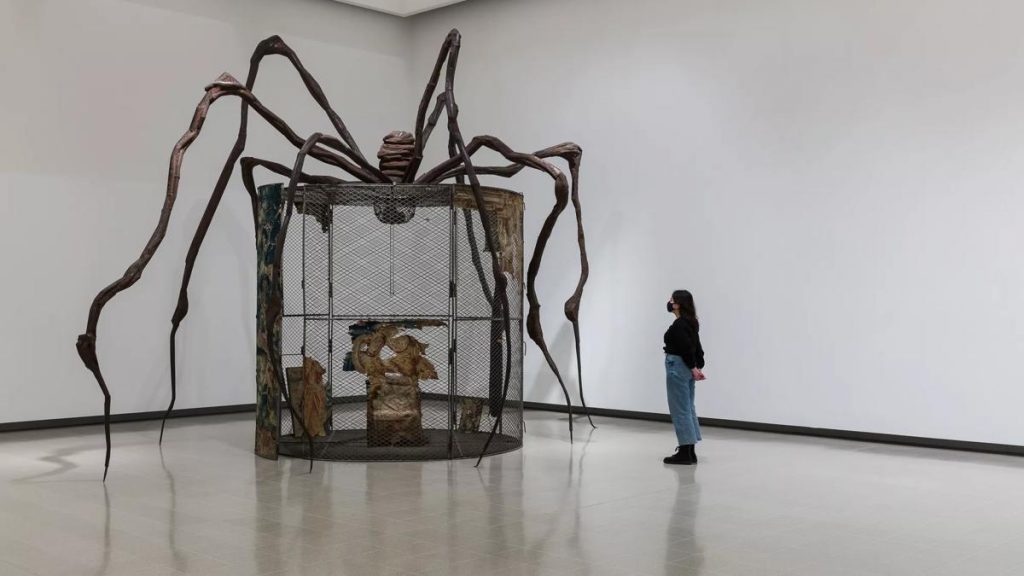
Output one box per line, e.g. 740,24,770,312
76,29,593,479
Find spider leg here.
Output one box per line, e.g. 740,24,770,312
425,136,582,461
409,94,448,181
537,144,593,430
159,158,342,445
415,31,518,465
405,30,462,180
78,71,361,479
440,133,512,424
440,129,508,425
242,157,342,464
270,133,333,472
241,156,342,221
240,157,343,236
161,39,381,447
405,29,588,462
77,77,241,481
253,36,384,180
427,144,595,429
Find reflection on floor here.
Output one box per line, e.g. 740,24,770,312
0,411,1021,575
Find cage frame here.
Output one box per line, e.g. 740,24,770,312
256,181,525,462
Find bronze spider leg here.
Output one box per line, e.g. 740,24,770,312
162,36,385,440
432,126,507,428
425,143,594,428
77,73,354,479
405,29,461,181
269,133,335,471
443,133,510,425
409,39,511,433
400,93,449,184
420,136,583,455
250,36,383,179
410,31,517,464
440,131,507,425
240,157,344,235
240,156,343,465
545,144,592,429
160,157,346,443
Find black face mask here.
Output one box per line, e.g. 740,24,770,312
667,302,675,313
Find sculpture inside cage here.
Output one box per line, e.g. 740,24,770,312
76,29,593,478
352,320,439,447
285,357,328,440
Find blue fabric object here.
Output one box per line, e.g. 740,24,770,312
665,354,701,446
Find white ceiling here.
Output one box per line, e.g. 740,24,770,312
331,0,471,17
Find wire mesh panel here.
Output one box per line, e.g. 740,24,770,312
273,183,524,461
332,188,451,319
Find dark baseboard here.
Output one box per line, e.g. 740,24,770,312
523,401,1024,457
6,401,1020,458
0,404,256,434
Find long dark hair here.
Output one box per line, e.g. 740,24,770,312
672,289,699,331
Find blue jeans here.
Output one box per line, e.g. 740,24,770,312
665,355,701,446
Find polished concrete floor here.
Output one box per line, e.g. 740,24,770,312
0,411,1022,576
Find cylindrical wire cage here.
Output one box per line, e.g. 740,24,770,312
256,182,524,461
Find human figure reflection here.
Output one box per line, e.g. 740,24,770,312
665,468,703,575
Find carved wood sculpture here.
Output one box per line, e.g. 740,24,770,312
76,30,592,479
458,398,485,433
350,321,441,446
369,376,425,446
285,358,329,440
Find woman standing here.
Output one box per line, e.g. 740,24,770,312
663,290,705,465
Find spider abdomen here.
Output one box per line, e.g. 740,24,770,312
377,130,415,182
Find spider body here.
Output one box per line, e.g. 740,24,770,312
377,131,417,181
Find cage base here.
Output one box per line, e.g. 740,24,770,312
277,428,521,462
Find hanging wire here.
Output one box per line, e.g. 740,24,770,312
389,187,396,297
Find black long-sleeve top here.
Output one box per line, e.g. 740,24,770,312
664,317,705,369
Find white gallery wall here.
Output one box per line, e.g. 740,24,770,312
412,0,1024,445
3,0,1023,448
0,0,412,423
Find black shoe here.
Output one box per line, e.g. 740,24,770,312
663,445,695,465
689,444,698,464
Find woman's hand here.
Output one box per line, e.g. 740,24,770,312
692,367,706,381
